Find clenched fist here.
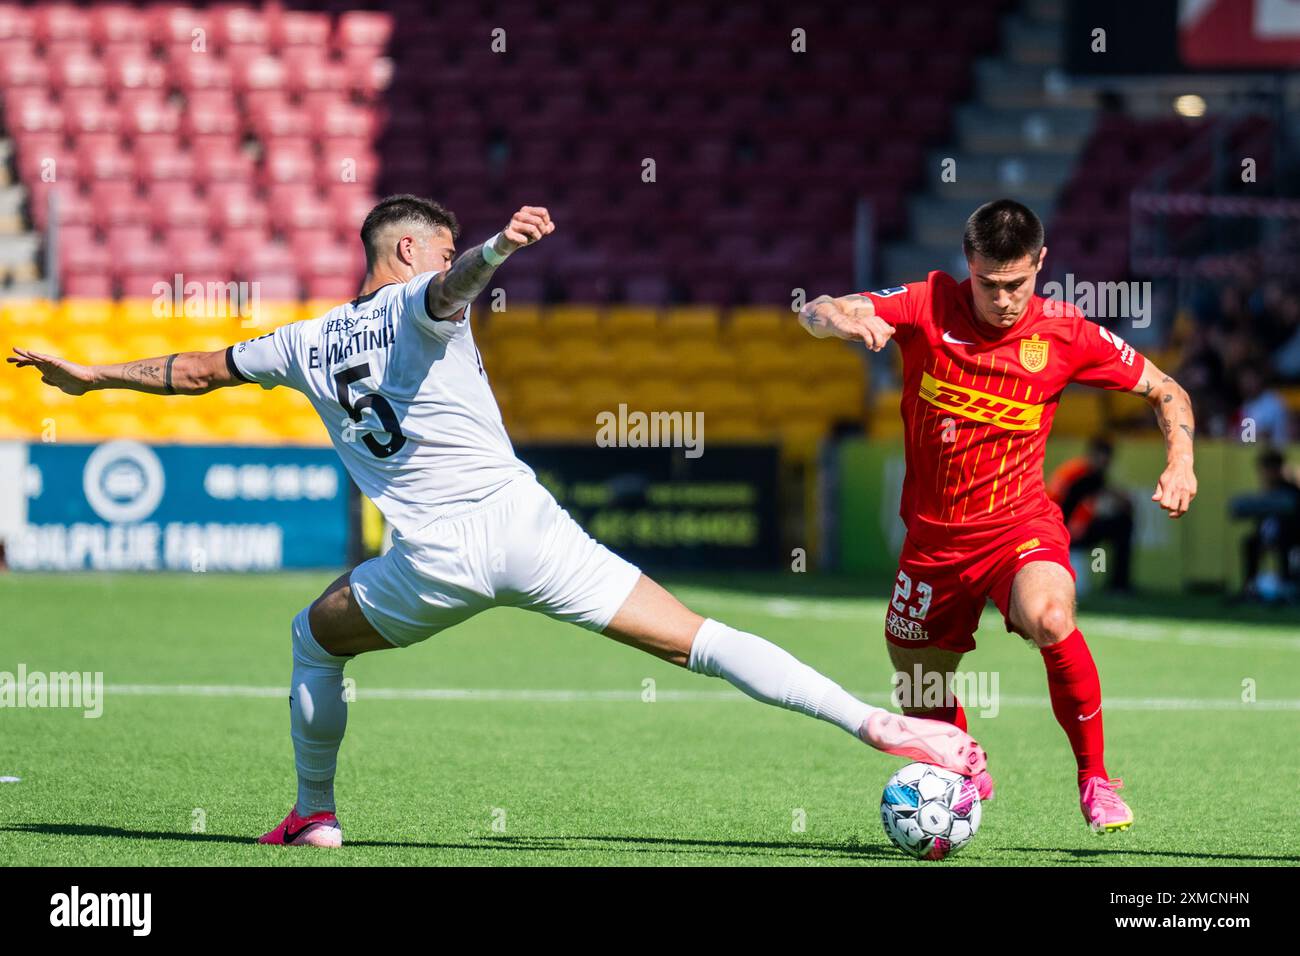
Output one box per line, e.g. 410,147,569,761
1152,457,1197,519
495,206,555,255
799,294,896,351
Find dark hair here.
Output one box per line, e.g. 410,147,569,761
1087,435,1114,458
360,194,460,264
962,199,1044,265
1258,448,1285,471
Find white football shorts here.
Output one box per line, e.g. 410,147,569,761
349,477,643,648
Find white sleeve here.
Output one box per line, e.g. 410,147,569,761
227,322,302,391
403,270,468,343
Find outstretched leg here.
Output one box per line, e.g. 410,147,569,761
603,575,986,776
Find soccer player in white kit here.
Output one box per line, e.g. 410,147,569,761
9,196,987,847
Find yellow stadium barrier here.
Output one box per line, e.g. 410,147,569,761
1,298,874,453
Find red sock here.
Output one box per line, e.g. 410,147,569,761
1040,629,1108,785
910,697,967,731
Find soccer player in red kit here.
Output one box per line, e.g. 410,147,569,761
799,199,1198,833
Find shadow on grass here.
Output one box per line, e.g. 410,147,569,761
5,823,1298,864
0,822,892,861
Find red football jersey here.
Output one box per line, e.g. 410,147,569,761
864,271,1145,548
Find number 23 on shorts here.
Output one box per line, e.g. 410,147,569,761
891,570,933,621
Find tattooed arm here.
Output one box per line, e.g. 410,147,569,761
425,205,554,319
798,294,898,351
1130,356,1197,518
8,347,238,396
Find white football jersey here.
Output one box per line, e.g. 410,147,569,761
227,272,534,536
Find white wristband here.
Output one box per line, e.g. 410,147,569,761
482,233,509,266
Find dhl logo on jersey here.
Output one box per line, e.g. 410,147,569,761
918,371,1045,431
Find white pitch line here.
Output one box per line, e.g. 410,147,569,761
100,684,1300,711
672,592,1300,652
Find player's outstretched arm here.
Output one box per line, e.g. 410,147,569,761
425,205,555,319
798,293,896,351
7,346,240,396
1131,356,1197,518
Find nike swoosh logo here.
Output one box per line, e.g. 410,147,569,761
1078,704,1102,722
1017,547,1049,560
283,819,320,843
282,822,312,842
942,331,974,346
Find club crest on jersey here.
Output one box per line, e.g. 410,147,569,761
1018,333,1049,373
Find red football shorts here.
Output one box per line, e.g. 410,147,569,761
883,512,1075,654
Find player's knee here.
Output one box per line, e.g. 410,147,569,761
307,598,342,655
1030,600,1075,647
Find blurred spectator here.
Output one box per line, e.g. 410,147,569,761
1231,448,1300,603
1174,278,1300,440
1048,436,1134,593
1273,294,1300,379
1176,323,1235,435
1236,367,1293,445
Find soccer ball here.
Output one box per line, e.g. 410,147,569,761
880,762,981,860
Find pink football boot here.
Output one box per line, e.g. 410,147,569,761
970,769,996,802
1080,777,1133,833
860,710,987,777
258,807,343,848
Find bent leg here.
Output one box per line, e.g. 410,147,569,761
288,571,395,820
1006,560,1108,784
1005,560,1078,648
309,570,395,657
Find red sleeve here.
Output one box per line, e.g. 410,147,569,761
1070,317,1144,391
859,281,925,340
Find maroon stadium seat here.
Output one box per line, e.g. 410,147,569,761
168,49,235,91
105,47,169,93
335,11,393,53
212,6,269,50
33,3,91,44
147,184,211,230
89,5,142,46
48,49,107,91
192,146,256,186
268,10,331,50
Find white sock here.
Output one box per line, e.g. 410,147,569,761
289,608,348,816
687,618,878,737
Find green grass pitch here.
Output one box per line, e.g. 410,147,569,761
2,571,1298,866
